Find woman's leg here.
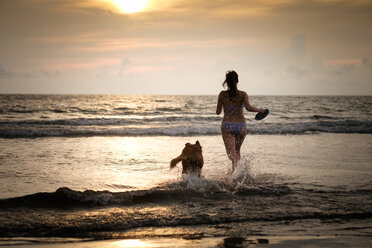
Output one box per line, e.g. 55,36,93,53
221,128,237,171
234,127,247,163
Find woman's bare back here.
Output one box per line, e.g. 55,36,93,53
217,90,246,123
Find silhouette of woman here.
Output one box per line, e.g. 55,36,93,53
216,70,265,172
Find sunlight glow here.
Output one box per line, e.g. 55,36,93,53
116,239,147,247
112,0,149,13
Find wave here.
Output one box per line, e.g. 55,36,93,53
0,120,371,138
0,187,188,208
0,107,113,115
113,107,132,111
0,177,292,209
0,127,219,138
310,115,339,120
253,120,372,134
0,116,222,126
155,107,182,112
0,107,192,116
2,181,371,210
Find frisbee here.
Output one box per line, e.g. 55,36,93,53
255,109,269,120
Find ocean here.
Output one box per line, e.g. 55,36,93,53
0,95,371,247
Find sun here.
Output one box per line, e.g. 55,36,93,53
111,0,149,13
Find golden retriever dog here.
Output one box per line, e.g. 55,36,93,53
170,141,204,176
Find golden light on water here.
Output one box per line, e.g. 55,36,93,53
116,239,147,247
111,0,149,13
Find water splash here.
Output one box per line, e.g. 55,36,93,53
231,157,258,192
172,156,259,195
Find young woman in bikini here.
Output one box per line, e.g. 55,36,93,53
216,70,265,172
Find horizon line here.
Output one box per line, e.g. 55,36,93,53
0,93,371,97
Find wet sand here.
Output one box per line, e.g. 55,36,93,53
1,235,371,248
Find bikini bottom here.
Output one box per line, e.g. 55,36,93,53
221,122,246,135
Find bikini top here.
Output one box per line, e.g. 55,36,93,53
225,103,244,115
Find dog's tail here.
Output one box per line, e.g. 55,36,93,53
170,155,183,170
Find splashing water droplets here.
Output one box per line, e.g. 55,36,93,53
173,156,260,195
232,157,258,187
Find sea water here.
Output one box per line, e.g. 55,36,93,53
0,95,371,244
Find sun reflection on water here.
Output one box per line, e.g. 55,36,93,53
115,239,147,247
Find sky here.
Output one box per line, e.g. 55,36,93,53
0,0,371,95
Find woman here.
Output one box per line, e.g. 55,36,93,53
216,70,265,172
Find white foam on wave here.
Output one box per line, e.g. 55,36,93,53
2,120,372,138
82,192,114,205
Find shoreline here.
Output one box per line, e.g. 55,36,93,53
1,235,371,248
1,215,371,246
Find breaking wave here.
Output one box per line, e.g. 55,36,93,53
0,120,371,138
0,177,292,209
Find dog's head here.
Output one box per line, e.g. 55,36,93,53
184,140,202,151
183,140,202,158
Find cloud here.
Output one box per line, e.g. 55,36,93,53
310,56,324,73
331,64,356,76
40,69,61,77
118,58,131,74
362,57,370,65
0,65,15,79
286,65,307,78
289,34,307,61
22,72,35,78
